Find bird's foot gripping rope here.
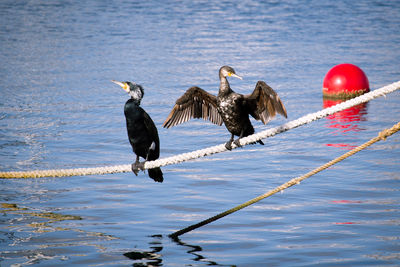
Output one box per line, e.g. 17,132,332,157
131,162,145,176
0,81,400,179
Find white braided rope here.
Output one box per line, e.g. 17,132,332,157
145,81,400,169
1,81,399,179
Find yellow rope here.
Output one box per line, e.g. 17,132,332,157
169,121,400,238
0,165,132,179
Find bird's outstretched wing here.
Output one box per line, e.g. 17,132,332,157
244,81,287,124
163,86,223,128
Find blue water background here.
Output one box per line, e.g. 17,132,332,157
1,0,400,266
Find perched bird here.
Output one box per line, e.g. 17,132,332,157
112,80,163,182
163,66,287,150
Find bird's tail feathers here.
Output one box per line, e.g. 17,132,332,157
148,167,163,183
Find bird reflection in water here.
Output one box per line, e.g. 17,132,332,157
124,235,163,266
323,98,368,149
123,235,233,266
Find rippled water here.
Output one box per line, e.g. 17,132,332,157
1,0,400,266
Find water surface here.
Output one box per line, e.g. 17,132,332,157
1,0,400,266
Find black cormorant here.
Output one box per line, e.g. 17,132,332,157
163,66,287,150
112,80,163,182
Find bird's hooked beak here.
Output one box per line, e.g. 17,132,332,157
228,72,243,80
111,80,130,92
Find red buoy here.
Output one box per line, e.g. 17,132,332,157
323,63,369,99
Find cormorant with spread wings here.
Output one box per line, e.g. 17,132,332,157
163,66,287,150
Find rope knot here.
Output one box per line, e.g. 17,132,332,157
378,122,400,141
378,129,391,141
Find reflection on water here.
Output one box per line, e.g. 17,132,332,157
124,235,163,267
0,203,118,265
323,98,368,132
170,236,226,266
323,98,368,149
1,202,83,233
124,235,231,266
